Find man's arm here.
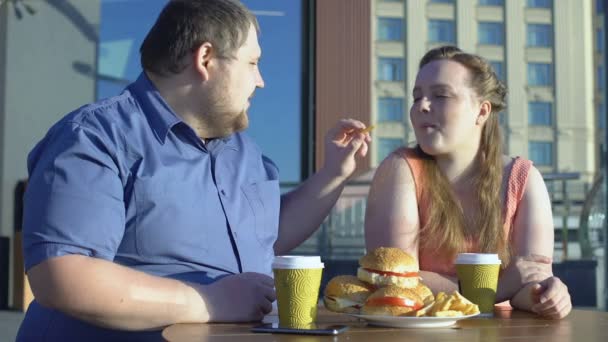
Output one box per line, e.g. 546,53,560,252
28,255,275,330
274,119,371,254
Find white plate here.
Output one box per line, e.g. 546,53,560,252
348,313,480,328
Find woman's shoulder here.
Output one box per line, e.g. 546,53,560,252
502,155,537,203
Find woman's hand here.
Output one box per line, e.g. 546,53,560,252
497,254,553,302
511,276,571,319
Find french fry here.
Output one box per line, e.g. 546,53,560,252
435,310,463,317
359,124,376,134
423,291,480,317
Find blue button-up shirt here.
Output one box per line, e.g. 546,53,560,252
18,73,280,341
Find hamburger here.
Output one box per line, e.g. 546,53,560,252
323,275,375,313
361,285,425,316
357,247,420,288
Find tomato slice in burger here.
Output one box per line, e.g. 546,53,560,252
363,268,419,278
366,297,423,310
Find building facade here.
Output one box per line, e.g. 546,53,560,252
370,0,597,188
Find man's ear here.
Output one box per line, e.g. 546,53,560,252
193,42,214,80
476,100,492,125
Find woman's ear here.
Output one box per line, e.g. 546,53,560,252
476,100,492,125
193,42,214,80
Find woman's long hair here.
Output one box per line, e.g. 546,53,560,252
415,46,510,266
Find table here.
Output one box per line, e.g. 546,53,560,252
162,307,608,341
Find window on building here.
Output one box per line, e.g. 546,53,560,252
430,0,454,3
529,141,553,166
378,58,404,81
429,20,455,44
528,101,552,126
527,24,552,47
527,0,552,8
599,66,606,90
378,98,404,122
378,18,403,41
528,63,552,86
479,0,504,5
598,102,606,129
597,28,604,52
479,22,504,45
598,0,605,13
378,138,404,161
489,61,505,81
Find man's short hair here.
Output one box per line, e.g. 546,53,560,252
140,0,259,76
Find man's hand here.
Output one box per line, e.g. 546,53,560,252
322,119,372,180
497,254,553,301
200,272,276,322
511,276,571,319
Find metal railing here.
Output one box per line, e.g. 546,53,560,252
287,173,602,261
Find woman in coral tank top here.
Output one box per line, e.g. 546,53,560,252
365,46,571,319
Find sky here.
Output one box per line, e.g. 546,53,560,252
97,0,304,182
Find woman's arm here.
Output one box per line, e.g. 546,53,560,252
364,151,458,294
502,167,571,318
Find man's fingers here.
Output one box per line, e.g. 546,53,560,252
242,272,275,287
261,285,277,303
356,140,369,158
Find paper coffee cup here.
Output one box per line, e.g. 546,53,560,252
272,256,324,328
455,253,501,314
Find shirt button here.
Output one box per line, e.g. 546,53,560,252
220,189,226,196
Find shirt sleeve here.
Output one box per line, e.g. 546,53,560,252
23,120,126,271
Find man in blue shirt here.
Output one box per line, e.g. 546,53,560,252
17,0,372,340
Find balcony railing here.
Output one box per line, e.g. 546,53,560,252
287,173,605,261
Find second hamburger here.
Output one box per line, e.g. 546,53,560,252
357,247,420,288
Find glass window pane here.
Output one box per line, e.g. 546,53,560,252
529,141,553,166
479,22,504,45
597,27,604,52
378,138,403,161
528,101,552,125
598,102,606,129
377,17,403,41
598,66,605,90
430,0,453,3
479,0,504,5
527,0,552,8
243,0,304,182
489,61,504,81
527,24,553,47
378,98,404,122
528,63,553,86
97,0,307,182
378,58,404,81
428,20,455,43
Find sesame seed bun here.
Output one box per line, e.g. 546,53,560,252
357,247,419,288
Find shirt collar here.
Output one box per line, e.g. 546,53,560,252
129,72,239,150
129,72,181,144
